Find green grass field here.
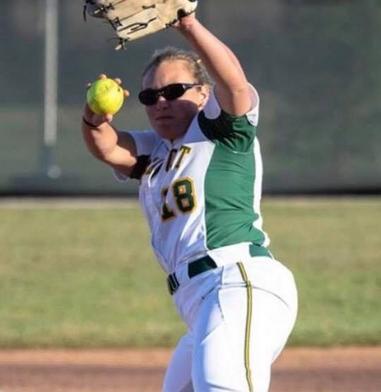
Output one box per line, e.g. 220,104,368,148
0,197,380,348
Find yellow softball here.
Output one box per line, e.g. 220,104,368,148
86,77,125,115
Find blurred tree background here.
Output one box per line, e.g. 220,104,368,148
0,0,380,195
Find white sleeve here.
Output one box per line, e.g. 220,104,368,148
203,84,260,127
113,129,159,182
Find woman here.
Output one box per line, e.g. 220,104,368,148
82,13,297,392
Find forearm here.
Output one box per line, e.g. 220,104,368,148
81,115,137,176
178,18,251,114
81,120,119,161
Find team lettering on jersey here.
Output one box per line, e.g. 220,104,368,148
142,145,196,222
144,145,192,176
165,146,192,172
163,146,195,221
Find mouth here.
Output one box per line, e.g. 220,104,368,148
155,115,174,121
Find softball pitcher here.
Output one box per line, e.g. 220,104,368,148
82,13,298,392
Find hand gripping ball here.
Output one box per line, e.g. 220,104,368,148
86,77,125,115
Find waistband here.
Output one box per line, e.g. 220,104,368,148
166,244,272,295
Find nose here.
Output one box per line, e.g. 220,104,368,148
155,95,170,108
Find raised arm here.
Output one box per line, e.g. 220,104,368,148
176,15,255,116
81,86,138,177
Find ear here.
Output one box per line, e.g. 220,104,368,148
198,85,210,108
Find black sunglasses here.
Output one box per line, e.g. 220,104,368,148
138,83,201,106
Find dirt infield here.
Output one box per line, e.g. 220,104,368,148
0,347,380,392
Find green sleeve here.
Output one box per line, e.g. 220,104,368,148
198,110,257,152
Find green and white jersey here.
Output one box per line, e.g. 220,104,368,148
117,87,270,274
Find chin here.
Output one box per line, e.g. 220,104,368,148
154,122,187,140
156,127,184,140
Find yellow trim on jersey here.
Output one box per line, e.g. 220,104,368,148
237,262,254,392
160,186,176,222
172,176,197,214
160,177,197,222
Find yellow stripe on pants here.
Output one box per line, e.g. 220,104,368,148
237,262,254,392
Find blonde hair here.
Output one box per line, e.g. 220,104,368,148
142,46,212,86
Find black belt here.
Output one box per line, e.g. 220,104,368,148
167,255,217,295
166,245,271,295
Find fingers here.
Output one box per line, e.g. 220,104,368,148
83,104,112,126
105,113,113,122
173,12,197,31
114,77,130,97
85,73,108,90
87,74,127,87
84,104,93,118
84,74,128,122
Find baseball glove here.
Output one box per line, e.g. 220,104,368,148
84,0,198,49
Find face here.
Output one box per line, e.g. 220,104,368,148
141,60,209,140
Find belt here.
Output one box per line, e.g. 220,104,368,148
167,255,217,295
166,244,272,295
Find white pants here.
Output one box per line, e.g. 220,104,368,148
163,257,298,392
